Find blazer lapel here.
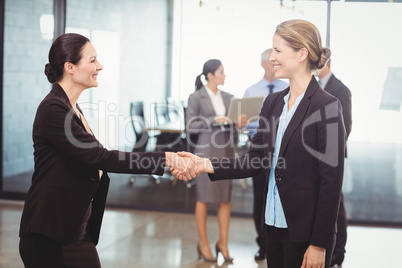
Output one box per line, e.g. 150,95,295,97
271,91,286,142
278,77,319,157
263,89,287,158
77,104,95,136
52,83,87,133
221,92,232,113
198,87,216,115
272,91,287,120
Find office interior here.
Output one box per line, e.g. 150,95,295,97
0,0,402,267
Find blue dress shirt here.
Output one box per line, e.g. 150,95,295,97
265,92,305,228
317,72,333,89
243,78,289,137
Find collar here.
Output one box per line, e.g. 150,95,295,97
51,83,73,109
205,85,221,98
50,83,85,115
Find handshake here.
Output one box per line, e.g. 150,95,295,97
165,152,214,181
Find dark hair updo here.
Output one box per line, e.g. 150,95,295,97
44,33,90,83
194,59,222,91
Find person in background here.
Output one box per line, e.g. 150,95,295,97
176,19,346,268
243,48,289,261
186,59,246,263
18,33,197,268
315,58,352,268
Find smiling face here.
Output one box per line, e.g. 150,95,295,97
71,42,103,89
269,33,303,80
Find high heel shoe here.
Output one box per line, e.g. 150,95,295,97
197,243,217,262
215,242,234,263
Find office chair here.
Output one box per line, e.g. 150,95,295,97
153,100,188,186
154,98,182,125
128,101,161,184
153,100,186,152
154,101,170,126
130,101,149,153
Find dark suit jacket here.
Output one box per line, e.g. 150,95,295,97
19,83,166,246
209,77,346,250
324,74,352,156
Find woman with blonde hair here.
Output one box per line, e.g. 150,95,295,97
177,19,346,268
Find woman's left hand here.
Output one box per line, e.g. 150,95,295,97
301,245,325,268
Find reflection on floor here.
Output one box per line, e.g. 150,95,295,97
1,200,401,268
3,141,402,226
343,142,402,225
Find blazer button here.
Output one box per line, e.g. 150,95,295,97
275,174,282,182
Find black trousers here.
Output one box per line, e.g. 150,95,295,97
19,233,65,268
331,194,347,266
19,233,100,268
265,225,334,268
252,170,266,253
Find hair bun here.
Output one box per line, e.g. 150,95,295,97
44,63,57,83
317,47,331,70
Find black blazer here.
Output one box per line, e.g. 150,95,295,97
19,83,166,246
209,77,346,250
324,74,352,156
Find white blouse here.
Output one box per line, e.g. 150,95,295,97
205,85,226,117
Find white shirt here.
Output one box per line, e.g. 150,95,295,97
205,85,226,116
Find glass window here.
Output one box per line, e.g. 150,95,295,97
172,1,402,224
331,1,402,225
2,0,169,195
172,0,327,100
2,0,54,193
65,0,169,152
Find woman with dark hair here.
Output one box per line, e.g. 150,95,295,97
186,59,246,263
18,33,197,268
177,20,346,268
194,59,222,91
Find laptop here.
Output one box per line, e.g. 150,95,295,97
226,96,264,123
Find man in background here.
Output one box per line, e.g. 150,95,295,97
243,48,288,261
316,58,352,268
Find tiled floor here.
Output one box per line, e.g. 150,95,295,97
1,200,402,268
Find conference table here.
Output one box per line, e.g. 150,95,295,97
144,119,186,152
